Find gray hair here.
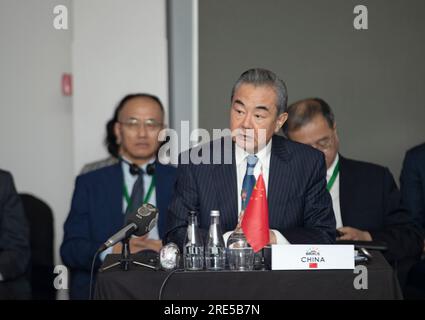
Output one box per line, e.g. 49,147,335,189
230,68,288,115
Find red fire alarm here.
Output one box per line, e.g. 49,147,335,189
62,73,72,96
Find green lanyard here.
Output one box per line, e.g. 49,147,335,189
326,159,339,191
123,175,156,207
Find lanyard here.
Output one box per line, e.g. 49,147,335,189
326,159,339,191
123,175,156,206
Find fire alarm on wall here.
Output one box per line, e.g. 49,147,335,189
62,73,72,96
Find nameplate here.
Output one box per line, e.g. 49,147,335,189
271,245,354,270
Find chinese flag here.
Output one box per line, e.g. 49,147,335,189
241,174,270,252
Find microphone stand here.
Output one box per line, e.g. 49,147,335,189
99,235,158,272
120,237,131,271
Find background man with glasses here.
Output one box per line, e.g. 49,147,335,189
283,97,423,291
61,93,177,299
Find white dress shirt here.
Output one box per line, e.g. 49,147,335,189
327,154,343,228
223,140,290,245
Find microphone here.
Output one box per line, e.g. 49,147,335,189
160,242,180,270
99,203,159,251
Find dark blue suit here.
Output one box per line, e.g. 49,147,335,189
400,143,425,297
60,162,176,300
165,135,336,248
400,143,425,233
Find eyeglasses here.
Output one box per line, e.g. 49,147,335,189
311,135,335,152
119,118,163,132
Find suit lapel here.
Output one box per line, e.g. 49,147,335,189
213,138,238,229
338,155,352,226
107,163,125,229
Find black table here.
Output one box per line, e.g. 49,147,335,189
94,251,402,300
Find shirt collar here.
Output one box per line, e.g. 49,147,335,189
326,153,339,181
235,139,272,170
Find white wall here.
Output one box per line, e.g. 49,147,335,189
0,0,74,279
72,0,168,173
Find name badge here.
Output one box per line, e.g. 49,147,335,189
271,245,354,270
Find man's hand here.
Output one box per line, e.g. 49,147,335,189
337,227,372,241
235,212,277,245
269,230,277,244
112,235,163,254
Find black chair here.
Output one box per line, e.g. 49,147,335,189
20,193,55,300
404,258,425,299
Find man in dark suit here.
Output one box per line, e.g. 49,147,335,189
61,94,177,299
401,142,425,237
400,142,425,297
165,69,335,249
0,170,31,299
284,98,423,288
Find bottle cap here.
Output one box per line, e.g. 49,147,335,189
210,210,220,217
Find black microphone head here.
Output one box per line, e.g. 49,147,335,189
126,203,159,236
146,163,155,175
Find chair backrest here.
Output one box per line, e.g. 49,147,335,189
20,193,55,300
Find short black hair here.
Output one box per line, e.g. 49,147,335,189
282,98,335,136
105,93,164,157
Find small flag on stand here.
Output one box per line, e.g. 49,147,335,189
241,173,270,252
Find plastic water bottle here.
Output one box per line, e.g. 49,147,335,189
205,210,226,270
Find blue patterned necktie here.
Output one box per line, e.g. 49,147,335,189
241,154,258,211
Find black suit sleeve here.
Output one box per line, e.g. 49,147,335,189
369,168,423,262
0,172,30,280
282,153,336,244
400,151,425,233
60,176,104,271
165,160,205,250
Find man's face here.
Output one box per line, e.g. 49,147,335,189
230,84,288,153
114,97,164,165
287,115,339,169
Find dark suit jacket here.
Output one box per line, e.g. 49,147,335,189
60,162,177,300
0,170,31,299
399,143,425,297
339,156,423,262
400,143,425,233
166,135,336,249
